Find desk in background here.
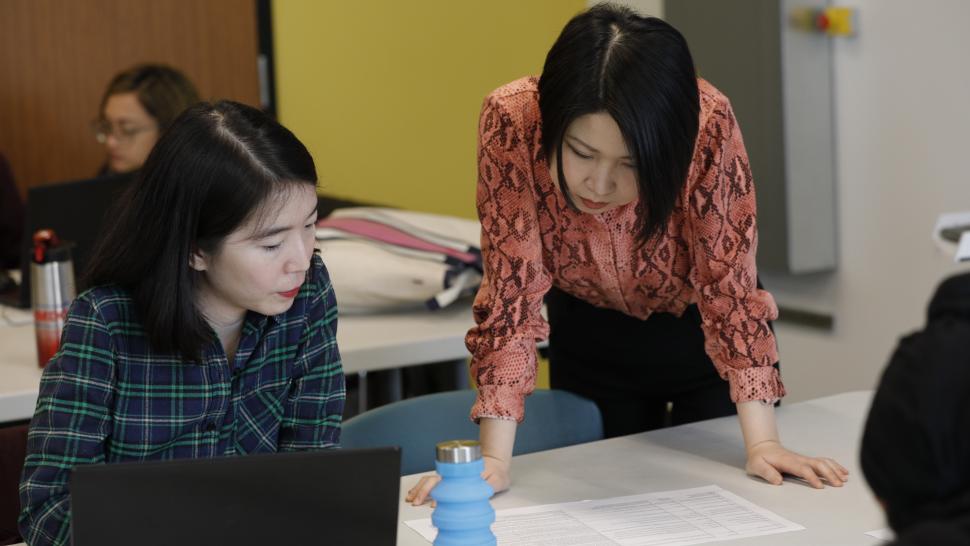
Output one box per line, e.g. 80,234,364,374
0,303,477,423
0,309,37,424
398,391,886,545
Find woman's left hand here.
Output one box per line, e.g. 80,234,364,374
745,440,849,488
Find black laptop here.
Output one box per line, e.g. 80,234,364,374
0,173,133,308
70,447,401,546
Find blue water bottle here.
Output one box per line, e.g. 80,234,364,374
431,440,496,546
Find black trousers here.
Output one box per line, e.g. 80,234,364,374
546,286,740,438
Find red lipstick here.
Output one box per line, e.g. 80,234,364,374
279,287,300,299
579,197,609,210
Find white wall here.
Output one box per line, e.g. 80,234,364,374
771,0,970,401
607,1,970,402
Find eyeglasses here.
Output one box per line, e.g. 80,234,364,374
90,120,157,144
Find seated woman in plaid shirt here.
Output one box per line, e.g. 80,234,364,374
19,100,345,546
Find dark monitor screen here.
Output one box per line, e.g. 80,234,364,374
70,447,402,546
3,173,133,308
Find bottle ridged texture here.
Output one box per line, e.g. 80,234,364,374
431,459,496,546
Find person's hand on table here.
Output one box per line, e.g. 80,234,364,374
745,440,849,488
405,454,511,506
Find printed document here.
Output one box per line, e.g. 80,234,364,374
405,485,804,545
865,528,894,541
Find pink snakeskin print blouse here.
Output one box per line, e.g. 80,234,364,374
466,76,783,423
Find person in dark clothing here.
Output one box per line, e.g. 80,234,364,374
861,273,970,545
0,152,23,272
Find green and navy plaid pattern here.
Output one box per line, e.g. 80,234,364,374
19,253,345,546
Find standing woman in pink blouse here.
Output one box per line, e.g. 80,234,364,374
409,3,848,505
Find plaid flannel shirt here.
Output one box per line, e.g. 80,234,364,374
19,253,345,546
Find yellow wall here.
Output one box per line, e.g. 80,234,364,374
273,0,585,219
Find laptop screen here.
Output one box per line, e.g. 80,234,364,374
70,447,401,546
4,173,133,308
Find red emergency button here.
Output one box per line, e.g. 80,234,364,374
815,12,830,31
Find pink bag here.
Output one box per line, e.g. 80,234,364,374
316,208,482,313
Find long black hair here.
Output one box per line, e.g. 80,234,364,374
539,3,699,243
86,100,317,361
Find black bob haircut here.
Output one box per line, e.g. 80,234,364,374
86,100,317,361
539,3,700,243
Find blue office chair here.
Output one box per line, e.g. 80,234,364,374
340,389,603,475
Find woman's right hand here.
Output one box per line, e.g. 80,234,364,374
405,454,511,506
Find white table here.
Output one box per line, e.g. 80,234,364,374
397,391,887,545
0,303,478,423
7,392,884,546
0,307,40,424
337,304,475,375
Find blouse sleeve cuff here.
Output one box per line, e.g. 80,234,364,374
470,384,529,424
727,366,786,404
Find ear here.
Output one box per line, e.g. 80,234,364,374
188,247,209,272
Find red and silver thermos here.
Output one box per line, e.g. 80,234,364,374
30,229,76,368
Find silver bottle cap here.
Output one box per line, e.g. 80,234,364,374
436,440,482,463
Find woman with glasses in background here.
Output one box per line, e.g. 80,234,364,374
92,64,199,174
